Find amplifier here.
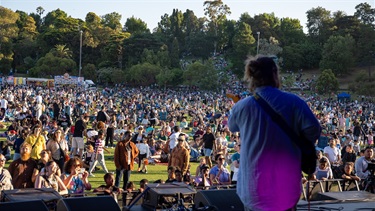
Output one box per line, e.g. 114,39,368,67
142,183,196,209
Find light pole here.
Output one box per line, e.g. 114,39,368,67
256,31,260,55
79,30,83,78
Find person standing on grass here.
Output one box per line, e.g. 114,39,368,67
114,131,139,189
71,115,89,158
88,130,110,177
228,56,321,211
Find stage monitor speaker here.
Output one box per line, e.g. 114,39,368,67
298,201,375,210
56,195,120,211
194,189,244,211
1,188,62,209
0,200,49,211
318,191,375,201
143,183,196,208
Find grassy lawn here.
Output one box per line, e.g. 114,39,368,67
88,149,201,189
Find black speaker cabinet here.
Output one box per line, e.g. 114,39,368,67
194,189,244,211
56,195,120,211
318,191,375,201
143,183,196,209
0,200,49,211
1,188,62,210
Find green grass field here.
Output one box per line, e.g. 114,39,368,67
88,149,201,189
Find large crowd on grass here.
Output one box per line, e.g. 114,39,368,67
0,80,374,205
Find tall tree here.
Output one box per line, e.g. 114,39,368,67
124,16,149,35
230,22,255,76
13,12,38,71
319,35,355,75
0,7,19,72
258,37,282,56
101,12,122,32
246,13,281,41
315,69,339,95
306,7,333,45
354,2,375,26
204,0,231,54
277,17,305,46
356,24,375,77
170,37,180,68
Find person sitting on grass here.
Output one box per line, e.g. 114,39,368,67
93,173,123,203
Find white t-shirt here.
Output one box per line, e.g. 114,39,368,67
169,132,180,150
1,99,8,109
324,146,341,164
36,95,43,104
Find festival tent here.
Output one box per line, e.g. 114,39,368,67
337,92,351,102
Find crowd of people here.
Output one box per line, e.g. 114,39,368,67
0,61,373,209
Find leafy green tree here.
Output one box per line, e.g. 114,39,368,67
0,7,19,72
101,32,130,69
13,11,38,72
101,12,122,32
354,3,375,26
82,63,97,81
185,31,213,60
281,44,304,70
245,13,281,41
157,45,171,68
299,39,322,69
349,73,375,96
183,60,219,90
51,44,72,58
156,68,175,89
123,33,164,67
315,69,339,95
124,16,150,35
258,37,282,56
96,67,113,85
126,62,162,86
170,37,179,68
277,17,305,46
319,35,355,75
306,7,333,45
230,22,255,76
111,68,126,84
356,24,375,77
204,0,231,54
30,51,76,77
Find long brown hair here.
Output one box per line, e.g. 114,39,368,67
244,56,280,92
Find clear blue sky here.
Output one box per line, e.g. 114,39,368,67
2,0,373,33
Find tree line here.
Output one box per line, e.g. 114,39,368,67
0,1,374,94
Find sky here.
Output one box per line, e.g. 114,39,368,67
1,0,374,33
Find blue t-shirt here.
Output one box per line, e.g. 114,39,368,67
228,86,321,211
209,165,230,184
65,174,85,194
231,152,240,164
13,137,25,154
